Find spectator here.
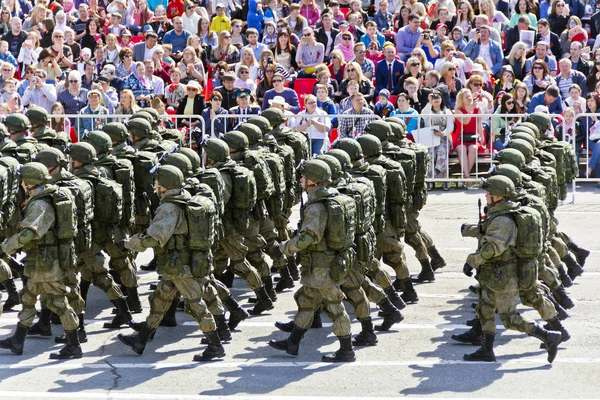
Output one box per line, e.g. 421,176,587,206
242,28,267,61
50,101,72,139
0,40,18,68
277,19,299,48
247,0,265,33
262,72,300,112
0,77,19,103
235,47,259,82
479,0,509,26
34,48,62,84
176,80,204,128
95,75,119,113
214,72,237,110
328,49,346,88
455,1,475,35
360,21,385,50
334,33,355,65
0,62,15,92
123,61,155,107
163,16,191,61
374,1,394,33
77,89,110,136
133,30,158,62
2,17,27,60
421,89,454,189
509,0,538,30
502,41,528,82
285,4,308,38
439,61,463,109
560,16,588,57
395,13,422,61
107,12,128,37
375,43,405,97
587,58,600,93
493,65,520,98
349,0,369,25
434,41,472,84
338,92,375,138
234,65,257,95
513,82,531,114
315,83,337,115
81,60,97,90
394,6,411,31
144,59,165,101
569,42,592,76
555,57,587,99
548,1,568,35
366,40,385,66
467,74,494,116
150,46,171,84
148,6,174,40
453,88,483,189
450,27,467,52
115,89,140,115
463,25,503,77
523,59,556,95
0,10,11,36
258,49,291,81
564,83,586,115
209,30,239,69
556,106,585,152
295,27,324,77
167,0,185,19
177,45,204,85
339,62,374,104
116,47,135,78
373,88,395,118
290,93,330,153
81,18,105,54
328,1,346,25
197,16,217,48
164,67,185,109
299,0,320,28
390,93,418,136
64,28,81,62
431,23,449,47
536,19,561,59
353,42,374,80
262,22,278,47
256,63,276,106
202,90,228,138
505,16,536,57
468,14,502,43
210,3,231,34
315,69,336,97
273,31,298,77
22,4,48,34
181,1,198,35
228,89,261,129
104,33,122,66
491,93,520,151
315,13,339,61
398,56,423,94
528,85,564,114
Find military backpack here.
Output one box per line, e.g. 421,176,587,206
60,178,95,253
262,151,286,219
339,177,376,262
226,164,257,232
94,176,124,226
357,164,387,234
243,150,275,202
0,156,20,226
133,151,159,217
113,158,136,228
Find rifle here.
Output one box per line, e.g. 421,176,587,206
478,197,483,237
296,159,306,233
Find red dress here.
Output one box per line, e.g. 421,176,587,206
452,107,485,150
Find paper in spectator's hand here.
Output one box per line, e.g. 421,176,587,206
412,126,441,148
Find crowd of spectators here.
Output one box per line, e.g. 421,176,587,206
1,0,600,187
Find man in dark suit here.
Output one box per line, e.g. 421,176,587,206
505,16,536,56
569,42,593,77
228,89,261,130
133,31,159,62
535,19,561,60
214,73,237,111
315,13,339,63
375,43,405,97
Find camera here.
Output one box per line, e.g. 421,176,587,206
423,33,430,40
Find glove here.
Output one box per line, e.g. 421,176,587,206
463,262,474,277
273,244,284,260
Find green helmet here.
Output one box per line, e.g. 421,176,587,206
204,138,230,162
84,131,113,155
386,118,406,140
481,175,516,197
510,132,536,149
157,165,184,190
519,122,540,138
4,114,31,133
491,164,523,189
247,116,271,136
21,162,51,186
326,149,352,171
316,154,343,180
103,122,129,143
128,118,152,139
36,148,68,169
261,108,286,127
495,148,526,170
301,159,331,184
507,138,534,162
26,105,49,126
356,134,383,157
161,129,184,145
141,108,162,127
527,112,552,134
32,126,57,142
164,153,193,178
54,131,70,151
511,125,536,138
178,147,202,174
364,120,392,142
67,142,97,164
0,123,7,138
237,123,263,146
334,138,363,162
223,131,249,151
129,111,154,124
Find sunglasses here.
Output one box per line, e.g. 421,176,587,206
331,55,338,59
506,101,514,105
265,69,274,73
306,101,316,105
410,62,420,67
234,24,242,28
124,54,132,57
240,71,249,74
2,69,11,72
273,79,283,82
347,68,356,72
187,6,194,9
556,3,564,6
303,33,312,37
54,35,64,38
355,50,365,54
69,80,79,83
430,94,441,99
211,97,222,101
342,37,351,40
224,36,231,39
277,24,285,28
448,67,456,71
533,66,543,70
471,82,482,86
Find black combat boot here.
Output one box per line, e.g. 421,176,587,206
562,254,584,281
202,315,232,344
80,280,92,304
352,318,378,346
28,307,52,337
451,318,483,345
552,285,574,310
274,265,295,293
50,329,83,359
374,298,404,331
55,314,88,344
0,323,29,355
463,332,496,362
248,286,274,315
428,245,447,271
529,324,561,363
160,298,178,327
400,278,419,304
50,311,61,325
140,254,157,271
126,286,143,314
117,323,155,355
468,285,479,294
322,335,356,363
276,311,321,332
193,330,226,361
311,310,322,328
545,316,571,344
218,267,235,288
547,293,569,320
556,263,573,288
223,295,248,330
392,278,404,292
412,259,435,283
263,276,277,302
567,241,590,267
268,324,307,356
103,298,132,329
128,320,156,340
1,279,20,312
384,286,407,310
466,316,478,327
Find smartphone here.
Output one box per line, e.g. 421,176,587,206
24,39,32,46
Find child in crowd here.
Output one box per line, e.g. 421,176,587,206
161,43,176,66
77,48,92,76
339,79,359,112
373,89,395,118
0,41,18,68
262,22,278,47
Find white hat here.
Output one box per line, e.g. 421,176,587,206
185,80,202,91
268,95,290,109
81,48,92,57
471,63,484,73
101,64,116,76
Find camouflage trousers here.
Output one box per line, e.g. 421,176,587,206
106,226,138,288
477,277,535,335
551,234,569,260
242,216,274,279
19,280,78,331
365,257,395,293
294,284,351,336
215,231,262,291
0,259,12,317
146,277,215,332
340,267,371,320
62,270,85,315
519,281,557,321
376,222,409,280
404,210,433,261
77,242,125,301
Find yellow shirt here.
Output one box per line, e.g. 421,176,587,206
210,16,231,34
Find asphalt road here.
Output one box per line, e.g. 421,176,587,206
0,185,598,400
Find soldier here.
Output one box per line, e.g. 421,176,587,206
118,165,226,362
269,159,357,362
4,114,41,163
27,106,58,149
0,163,82,359
204,138,274,317
67,142,133,329
459,175,562,363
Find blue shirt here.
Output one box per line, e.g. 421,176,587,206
528,92,564,114
394,26,422,56
360,33,386,50
242,42,268,63
162,29,192,54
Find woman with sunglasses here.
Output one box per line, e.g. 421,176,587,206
547,0,568,36
397,56,424,94
0,9,11,36
493,65,520,99
421,89,454,190
296,27,324,78
256,62,277,106
327,49,347,89
230,19,246,49
50,30,74,71
209,31,240,70
560,16,588,55
440,61,462,109
116,47,135,78
491,93,520,151
202,91,228,139
234,65,257,95
176,80,205,129
334,33,355,63
523,60,556,96
338,61,374,104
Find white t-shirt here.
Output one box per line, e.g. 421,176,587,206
479,43,493,70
